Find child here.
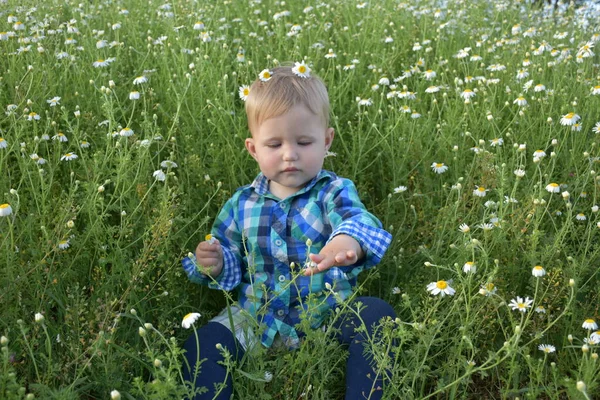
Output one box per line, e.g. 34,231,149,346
181,64,395,399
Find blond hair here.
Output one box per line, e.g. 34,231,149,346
245,65,330,134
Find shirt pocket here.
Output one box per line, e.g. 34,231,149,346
290,201,331,250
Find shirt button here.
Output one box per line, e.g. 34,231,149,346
279,203,286,209
277,310,285,317
275,239,282,246
278,274,286,282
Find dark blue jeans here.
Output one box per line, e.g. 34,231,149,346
182,296,396,399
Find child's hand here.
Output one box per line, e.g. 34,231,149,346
195,238,224,278
303,234,364,276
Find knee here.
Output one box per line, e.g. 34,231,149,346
355,296,396,328
183,322,238,362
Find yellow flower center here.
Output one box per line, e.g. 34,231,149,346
595,86,600,90
485,283,495,291
477,187,485,192
435,163,443,168
465,262,474,266
534,266,543,271
263,72,270,78
436,280,448,290
565,113,574,119
0,204,9,209
243,88,250,95
205,234,213,241
549,183,558,188
65,153,72,157
585,319,595,324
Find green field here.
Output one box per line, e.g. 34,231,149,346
1,0,600,398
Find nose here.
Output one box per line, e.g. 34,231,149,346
282,144,298,161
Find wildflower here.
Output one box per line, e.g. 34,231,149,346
473,186,488,197
119,128,134,137
431,162,448,174
582,319,598,330
535,305,546,313
479,282,497,296
133,76,148,85
0,203,13,217
357,98,372,106
393,185,407,194
463,262,476,274
560,113,580,126
292,61,310,78
508,296,533,312
592,331,600,342
27,112,40,121
193,21,204,30
52,132,68,142
161,160,178,168
571,123,582,132
593,122,600,134
80,141,90,149
423,70,436,80
258,69,273,82
427,280,455,297
0,138,8,149
516,69,529,80
61,153,78,161
576,213,586,221
324,48,336,59
461,89,476,100
93,59,110,68
238,85,250,101
534,84,546,92
514,96,527,106
411,111,421,119
47,96,61,106
264,371,273,382
153,170,166,181
533,150,546,160
592,86,600,95
111,390,121,400
479,223,494,231
58,239,70,249
532,265,546,277
129,91,140,100
489,138,503,147
538,344,556,353
182,312,201,328
545,183,560,193
458,223,470,233
514,169,526,177
425,86,440,93
392,287,401,294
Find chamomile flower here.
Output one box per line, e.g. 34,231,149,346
292,61,311,78
560,112,580,126
593,122,600,134
576,213,587,221
0,203,12,217
357,98,372,106
153,170,166,181
181,312,201,329
392,287,401,294
239,85,250,101
480,282,497,296
324,49,336,58
0,138,8,149
58,239,70,249
61,153,78,161
473,186,488,197
458,223,470,233
533,150,546,161
393,185,407,194
93,59,110,68
514,169,526,177
463,262,476,274
160,160,178,168
514,96,527,106
425,86,440,93
129,91,140,100
538,344,556,353
423,69,436,80
532,265,546,277
426,280,455,297
545,183,560,193
489,138,503,147
582,319,598,330
47,96,61,106
591,86,600,95
461,89,476,100
119,127,134,137
535,305,546,313
27,112,41,121
431,162,448,174
133,76,148,85
258,69,273,82
508,296,533,312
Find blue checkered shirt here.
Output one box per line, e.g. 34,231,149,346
182,170,392,348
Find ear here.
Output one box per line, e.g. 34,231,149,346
324,127,334,151
245,137,258,160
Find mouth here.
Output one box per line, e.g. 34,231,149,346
283,167,299,172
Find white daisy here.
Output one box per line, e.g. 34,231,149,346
538,344,556,353
0,203,13,217
431,162,448,174
582,319,598,330
532,265,546,277
560,112,580,126
292,61,311,78
508,296,533,312
182,312,201,328
426,280,455,297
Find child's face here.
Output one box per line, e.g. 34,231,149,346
245,104,334,199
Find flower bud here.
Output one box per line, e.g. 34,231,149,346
576,381,586,392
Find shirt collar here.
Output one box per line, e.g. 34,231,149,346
248,170,334,198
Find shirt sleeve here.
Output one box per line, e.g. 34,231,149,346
324,178,392,279
181,196,243,291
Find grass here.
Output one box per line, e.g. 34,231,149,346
1,0,600,398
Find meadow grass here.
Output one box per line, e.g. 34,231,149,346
1,0,600,398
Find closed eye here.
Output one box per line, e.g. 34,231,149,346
298,142,312,146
